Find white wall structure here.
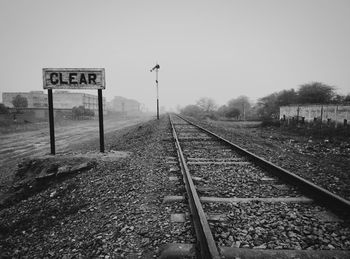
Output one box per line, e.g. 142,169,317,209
280,105,350,126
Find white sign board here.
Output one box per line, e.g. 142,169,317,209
43,68,105,89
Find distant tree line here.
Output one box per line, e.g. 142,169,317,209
180,82,350,121
181,96,253,120
257,82,350,120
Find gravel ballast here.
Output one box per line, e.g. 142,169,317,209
172,115,350,253
0,116,194,258
205,202,350,250
190,164,301,198
2,114,349,257
185,117,350,201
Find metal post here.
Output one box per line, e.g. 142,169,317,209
48,89,55,155
156,68,159,120
150,63,160,119
98,89,105,152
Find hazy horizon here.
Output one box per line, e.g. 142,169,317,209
1,0,349,111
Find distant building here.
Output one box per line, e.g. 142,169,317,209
53,91,106,114
2,90,106,115
2,91,48,108
109,96,140,114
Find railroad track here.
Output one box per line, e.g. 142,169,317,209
160,114,350,259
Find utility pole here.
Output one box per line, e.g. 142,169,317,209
150,63,160,119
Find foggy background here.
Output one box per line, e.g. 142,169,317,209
0,0,349,112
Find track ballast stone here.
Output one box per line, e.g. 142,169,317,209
0,116,194,258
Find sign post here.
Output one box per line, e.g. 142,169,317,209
98,89,104,152
43,68,106,154
48,89,55,155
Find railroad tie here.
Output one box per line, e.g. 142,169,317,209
162,196,313,204
188,161,250,165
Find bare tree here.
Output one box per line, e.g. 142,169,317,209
196,97,217,112
227,96,251,120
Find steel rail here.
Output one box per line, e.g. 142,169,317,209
176,114,350,217
169,115,221,259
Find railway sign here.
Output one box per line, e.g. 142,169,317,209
43,68,106,154
43,68,105,89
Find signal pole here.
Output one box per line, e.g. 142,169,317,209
150,63,160,119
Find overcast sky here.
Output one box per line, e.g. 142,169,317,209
0,0,349,111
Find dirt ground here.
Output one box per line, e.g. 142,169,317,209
0,115,152,193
